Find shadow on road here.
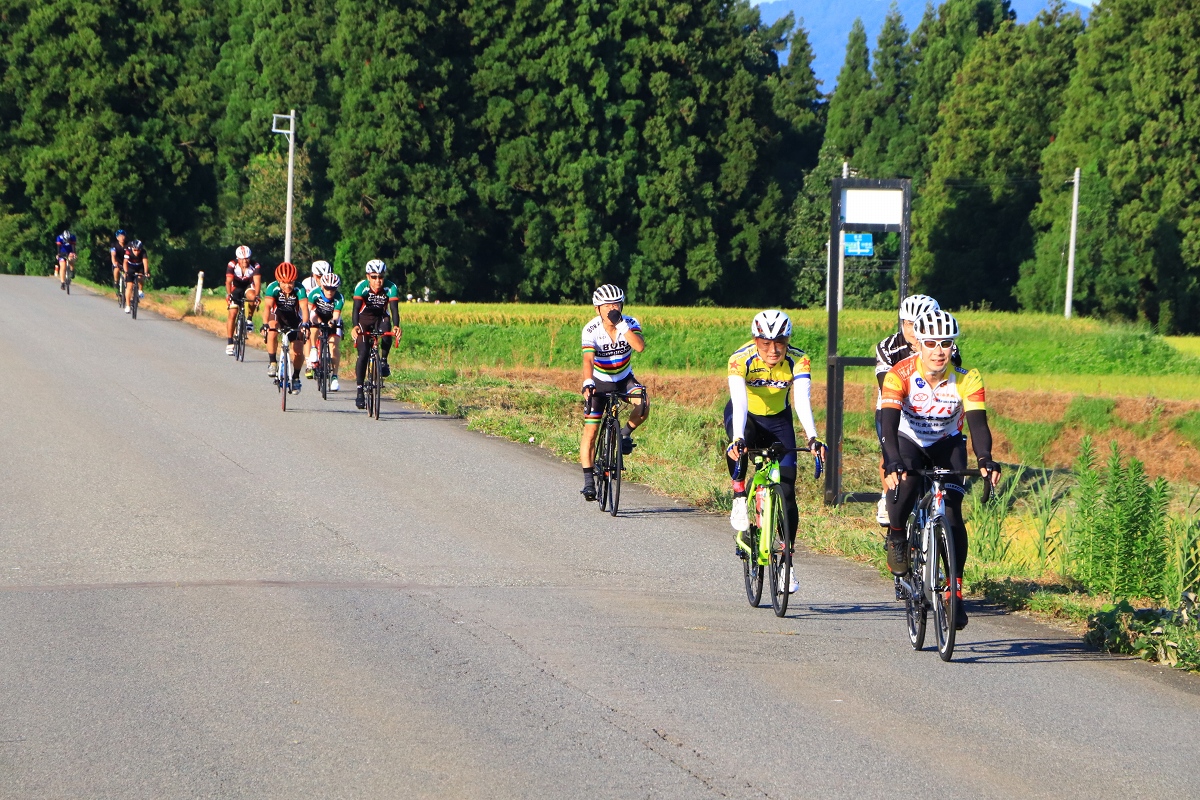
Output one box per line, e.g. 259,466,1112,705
610,506,702,518
952,637,1104,665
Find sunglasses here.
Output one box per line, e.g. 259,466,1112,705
920,339,955,350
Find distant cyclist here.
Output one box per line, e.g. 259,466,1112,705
725,310,825,592
306,271,344,391
55,229,77,289
301,260,332,377
121,240,149,313
225,245,262,356
110,230,128,295
880,309,999,631
579,284,648,501
261,262,308,393
351,259,402,409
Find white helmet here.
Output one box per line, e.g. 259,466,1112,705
235,245,251,259
311,260,331,276
592,284,625,305
751,310,792,340
913,309,960,340
365,259,386,275
898,294,940,323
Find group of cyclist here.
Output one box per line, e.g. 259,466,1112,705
52,228,151,313
222,248,400,409
579,283,1000,631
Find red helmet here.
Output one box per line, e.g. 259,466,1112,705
274,262,298,282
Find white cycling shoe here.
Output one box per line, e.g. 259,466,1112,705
329,377,340,392
730,497,749,532
787,566,798,594
123,305,131,314
876,496,889,526
225,344,235,356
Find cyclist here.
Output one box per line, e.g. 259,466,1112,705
110,230,128,295
725,310,825,592
261,262,308,392
351,259,402,409
225,245,262,356
306,271,344,391
55,229,77,288
872,294,957,525
880,309,1000,631
301,260,332,377
579,284,648,501
121,240,150,312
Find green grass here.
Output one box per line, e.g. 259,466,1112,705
993,418,1063,465
1062,396,1116,432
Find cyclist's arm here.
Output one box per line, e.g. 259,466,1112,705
727,375,749,441
352,296,363,328
251,273,262,296
261,296,275,327
299,296,309,322
141,253,150,277
965,410,993,463
581,350,595,388
225,270,234,295
388,297,401,336
790,376,818,443
879,368,907,468
111,249,120,268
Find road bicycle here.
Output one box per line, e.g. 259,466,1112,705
735,443,821,617
272,325,301,411
126,272,142,319
61,256,74,294
312,320,337,400
588,386,647,517
360,327,394,419
231,299,250,362
115,271,125,308
893,468,990,662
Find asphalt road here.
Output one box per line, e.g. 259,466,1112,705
2,274,1197,799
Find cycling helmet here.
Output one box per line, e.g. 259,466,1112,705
61,229,72,239
274,261,298,282
114,229,126,237
319,272,341,290
311,260,331,276
130,240,143,251
235,245,252,259
751,309,792,340
898,294,940,323
913,309,960,340
592,284,625,305
365,259,387,275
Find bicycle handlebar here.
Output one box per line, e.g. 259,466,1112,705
887,467,994,504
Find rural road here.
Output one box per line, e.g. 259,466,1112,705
1,274,1197,799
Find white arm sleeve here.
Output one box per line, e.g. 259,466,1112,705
728,375,749,441
792,376,818,443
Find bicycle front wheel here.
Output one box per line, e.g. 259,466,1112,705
116,275,124,307
234,309,246,361
767,485,792,617
318,337,330,400
607,416,622,517
371,351,382,419
130,287,139,319
905,514,927,650
365,354,377,416
593,421,610,511
931,517,957,661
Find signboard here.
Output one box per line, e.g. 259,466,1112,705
841,188,903,227
844,233,874,256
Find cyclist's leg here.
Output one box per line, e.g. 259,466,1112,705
753,410,799,541
226,288,244,341
123,269,136,307
929,436,970,577
329,322,342,371
883,435,926,574
580,380,614,497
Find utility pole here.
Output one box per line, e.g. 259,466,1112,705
1064,166,1080,319
271,109,297,263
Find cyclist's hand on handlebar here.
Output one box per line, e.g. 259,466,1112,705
581,379,595,398
979,458,1001,488
883,460,907,492
725,438,746,461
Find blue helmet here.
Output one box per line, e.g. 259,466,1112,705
115,229,126,237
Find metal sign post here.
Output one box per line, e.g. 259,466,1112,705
271,109,297,264
825,178,912,506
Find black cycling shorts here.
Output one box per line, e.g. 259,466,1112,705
584,374,646,419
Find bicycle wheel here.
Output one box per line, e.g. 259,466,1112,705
767,485,792,617
64,269,70,294
365,351,377,417
318,336,330,400
234,308,247,361
280,367,288,412
743,525,764,607
116,275,124,307
607,415,622,517
371,350,382,420
904,513,927,650
592,424,610,511
130,285,139,319
931,517,957,661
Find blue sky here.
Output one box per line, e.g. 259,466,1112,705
753,0,1093,89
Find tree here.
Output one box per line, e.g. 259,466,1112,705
823,19,872,164
914,5,1083,310
858,5,917,178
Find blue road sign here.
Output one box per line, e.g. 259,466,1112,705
844,233,874,256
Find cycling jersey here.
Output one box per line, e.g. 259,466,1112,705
726,340,811,418
582,315,642,381
226,260,260,288
301,276,321,297
308,287,345,318
264,280,304,324
880,354,986,448
353,278,400,316
56,234,76,257
124,247,146,273
110,242,126,265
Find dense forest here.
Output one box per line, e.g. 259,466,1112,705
0,0,1196,330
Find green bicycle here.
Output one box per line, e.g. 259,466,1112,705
735,443,821,617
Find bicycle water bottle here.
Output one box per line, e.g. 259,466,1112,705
754,486,766,529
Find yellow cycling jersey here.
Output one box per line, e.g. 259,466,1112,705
727,340,812,417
